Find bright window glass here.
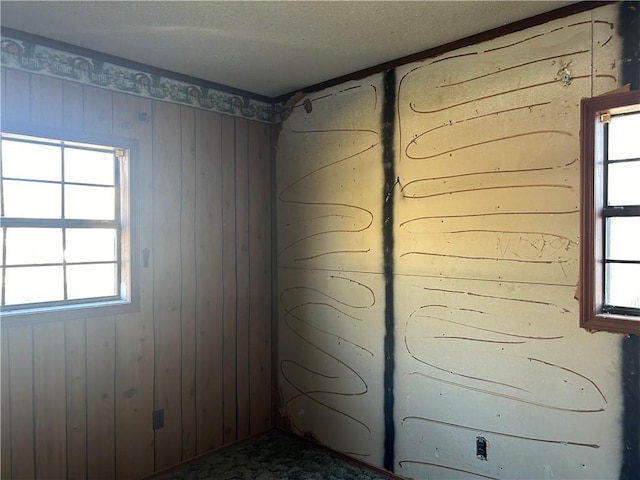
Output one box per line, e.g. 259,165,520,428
1,132,130,313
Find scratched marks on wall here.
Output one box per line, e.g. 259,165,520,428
394,11,621,480
277,81,385,462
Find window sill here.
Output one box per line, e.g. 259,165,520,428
0,298,139,327
581,311,640,335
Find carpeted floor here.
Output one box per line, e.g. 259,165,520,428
157,430,394,480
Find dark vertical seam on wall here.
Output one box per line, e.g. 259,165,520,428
619,3,640,480
30,325,36,479
382,69,396,473
151,101,158,470
619,1,640,91
178,107,185,460
233,119,239,441
191,110,198,455
219,117,226,444
247,125,252,435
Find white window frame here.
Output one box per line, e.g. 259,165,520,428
0,127,139,324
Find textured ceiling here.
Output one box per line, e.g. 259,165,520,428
1,1,577,98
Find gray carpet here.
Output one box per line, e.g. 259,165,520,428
158,430,394,480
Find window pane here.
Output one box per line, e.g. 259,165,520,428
3,180,61,218
67,263,117,300
609,112,640,161
64,185,115,220
608,161,640,206
606,263,640,309
64,148,115,185
4,265,64,305
5,228,63,265
1,139,61,181
66,228,116,262
606,217,640,261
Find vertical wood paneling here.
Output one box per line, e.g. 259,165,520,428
65,319,88,480
29,75,63,127
1,329,12,480
8,326,35,479
1,67,6,120
235,118,252,440
83,85,113,134
3,69,30,124
152,101,183,470
33,322,66,479
180,105,198,460
86,317,116,480
222,115,238,444
2,71,273,479
113,92,155,479
248,122,272,435
62,81,85,131
195,109,224,454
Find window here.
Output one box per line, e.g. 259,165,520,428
580,90,640,334
1,131,136,320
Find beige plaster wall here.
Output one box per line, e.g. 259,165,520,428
276,5,626,479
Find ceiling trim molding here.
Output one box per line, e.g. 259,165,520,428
0,27,274,124
272,0,617,103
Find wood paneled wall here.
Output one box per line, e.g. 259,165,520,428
0,69,273,479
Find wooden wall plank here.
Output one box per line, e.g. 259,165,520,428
83,85,113,134
3,69,30,125
8,325,35,479
195,109,224,454
1,329,12,480
2,69,275,478
1,67,6,121
33,322,67,479
86,317,116,480
180,105,198,460
113,92,155,479
248,121,272,435
235,118,251,440
222,115,238,444
62,80,85,131
65,319,88,480
30,75,63,128
152,100,183,470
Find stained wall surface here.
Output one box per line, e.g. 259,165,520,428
276,5,629,479
0,70,272,479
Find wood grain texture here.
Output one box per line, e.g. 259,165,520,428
113,92,155,479
8,326,35,479
62,80,85,131
1,69,273,479
180,105,198,460
222,115,238,444
195,109,225,454
3,68,30,125
65,319,88,480
34,322,67,479
235,118,252,440
1,329,12,480
248,121,272,435
152,100,184,470
29,75,62,127
86,317,116,479
83,85,113,134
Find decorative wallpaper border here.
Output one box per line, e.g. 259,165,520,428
1,34,275,124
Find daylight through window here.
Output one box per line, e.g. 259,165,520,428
580,90,640,334
1,132,132,314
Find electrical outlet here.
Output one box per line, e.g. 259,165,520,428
153,409,164,430
476,436,487,461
